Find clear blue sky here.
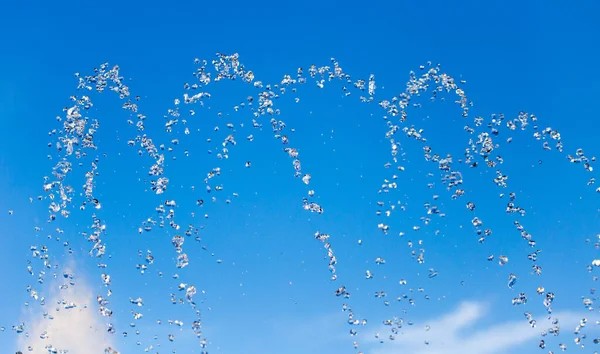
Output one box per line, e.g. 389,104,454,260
1,0,600,353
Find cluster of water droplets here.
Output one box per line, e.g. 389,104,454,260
5,53,600,353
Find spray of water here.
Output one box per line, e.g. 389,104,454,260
6,53,599,353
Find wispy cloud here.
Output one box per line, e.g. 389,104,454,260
16,262,117,354
366,301,594,354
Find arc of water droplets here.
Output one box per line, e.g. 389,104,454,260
34,65,127,351
75,64,209,350
28,54,598,353
370,72,597,347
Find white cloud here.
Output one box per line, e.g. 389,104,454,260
366,301,594,354
16,262,117,354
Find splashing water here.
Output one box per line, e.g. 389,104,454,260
5,53,600,353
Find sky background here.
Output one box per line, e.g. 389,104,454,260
1,0,600,353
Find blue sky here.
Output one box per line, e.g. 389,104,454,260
1,0,600,353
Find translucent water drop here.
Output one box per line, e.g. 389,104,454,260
498,255,509,266
507,274,517,289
